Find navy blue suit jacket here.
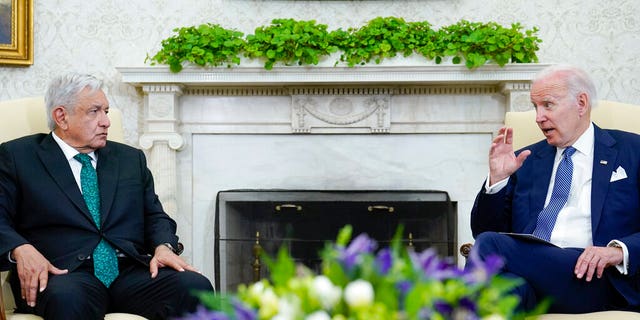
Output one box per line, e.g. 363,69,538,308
471,124,640,307
0,133,179,272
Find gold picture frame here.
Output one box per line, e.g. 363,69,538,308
0,0,33,66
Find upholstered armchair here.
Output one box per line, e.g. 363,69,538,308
0,97,145,320
460,100,640,319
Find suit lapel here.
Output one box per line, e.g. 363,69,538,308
525,144,556,233
37,134,93,221
590,125,617,236
96,144,119,224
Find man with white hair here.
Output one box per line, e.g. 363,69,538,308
470,65,640,313
0,73,213,319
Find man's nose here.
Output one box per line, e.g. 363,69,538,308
535,109,546,123
100,112,111,127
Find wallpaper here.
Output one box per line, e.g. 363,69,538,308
1,0,639,144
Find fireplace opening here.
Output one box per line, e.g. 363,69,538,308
215,190,457,292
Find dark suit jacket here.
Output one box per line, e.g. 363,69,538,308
0,133,179,272
471,124,640,307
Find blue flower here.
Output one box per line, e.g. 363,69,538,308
396,280,412,295
434,300,453,316
375,248,392,274
178,225,537,320
232,299,257,320
175,305,230,320
339,233,377,269
410,248,458,280
464,250,504,283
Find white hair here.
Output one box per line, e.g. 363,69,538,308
44,73,103,130
533,64,598,108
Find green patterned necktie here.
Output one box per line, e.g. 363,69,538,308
74,153,119,287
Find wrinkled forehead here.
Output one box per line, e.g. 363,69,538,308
531,75,569,100
74,87,110,108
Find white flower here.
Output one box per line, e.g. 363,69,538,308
344,279,374,309
257,287,280,319
248,280,266,297
305,310,332,320
482,315,506,320
272,294,301,320
312,276,342,309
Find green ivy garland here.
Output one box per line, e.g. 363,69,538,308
146,17,541,72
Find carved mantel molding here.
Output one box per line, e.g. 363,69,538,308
119,63,549,137
118,64,549,87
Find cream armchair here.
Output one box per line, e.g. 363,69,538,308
460,100,640,319
0,97,145,320
504,100,640,150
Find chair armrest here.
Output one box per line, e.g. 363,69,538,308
1,272,7,320
460,243,473,259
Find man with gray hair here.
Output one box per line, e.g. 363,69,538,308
470,65,640,313
0,73,213,319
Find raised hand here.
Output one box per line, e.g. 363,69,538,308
489,127,531,185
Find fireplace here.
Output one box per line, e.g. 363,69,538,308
118,63,547,285
215,190,456,292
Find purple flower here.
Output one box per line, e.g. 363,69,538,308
464,250,505,283
459,297,477,313
434,300,453,316
395,280,413,311
410,248,458,280
232,299,257,320
339,233,377,269
480,254,504,276
174,305,230,320
396,280,413,295
376,248,392,274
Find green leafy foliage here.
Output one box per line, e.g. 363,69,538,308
147,18,542,72
244,19,339,70
434,20,541,68
145,23,245,72
182,225,548,320
332,17,438,67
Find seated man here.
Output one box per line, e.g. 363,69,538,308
0,73,213,319
469,64,640,313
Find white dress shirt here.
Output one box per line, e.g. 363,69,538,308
485,123,628,274
52,131,98,191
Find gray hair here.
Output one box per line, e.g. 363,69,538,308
44,73,103,130
532,64,598,108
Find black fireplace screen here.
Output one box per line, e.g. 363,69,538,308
214,190,456,292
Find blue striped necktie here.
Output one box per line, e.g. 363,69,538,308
74,153,119,287
532,146,577,241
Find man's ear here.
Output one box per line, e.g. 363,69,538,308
577,92,589,117
52,106,68,130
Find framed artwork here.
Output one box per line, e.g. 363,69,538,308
0,0,33,66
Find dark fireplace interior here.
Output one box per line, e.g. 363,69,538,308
214,190,457,292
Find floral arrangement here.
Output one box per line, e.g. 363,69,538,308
178,225,545,320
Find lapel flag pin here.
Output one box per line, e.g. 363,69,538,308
600,160,608,165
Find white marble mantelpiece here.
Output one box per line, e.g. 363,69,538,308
119,63,548,86
119,63,549,284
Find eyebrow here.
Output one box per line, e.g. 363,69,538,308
90,103,109,109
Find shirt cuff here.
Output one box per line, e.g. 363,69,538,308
608,240,629,275
484,173,509,194
7,250,16,264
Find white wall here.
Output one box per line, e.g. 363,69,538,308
1,1,639,143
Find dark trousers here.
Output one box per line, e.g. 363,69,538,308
10,258,213,320
469,232,626,313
